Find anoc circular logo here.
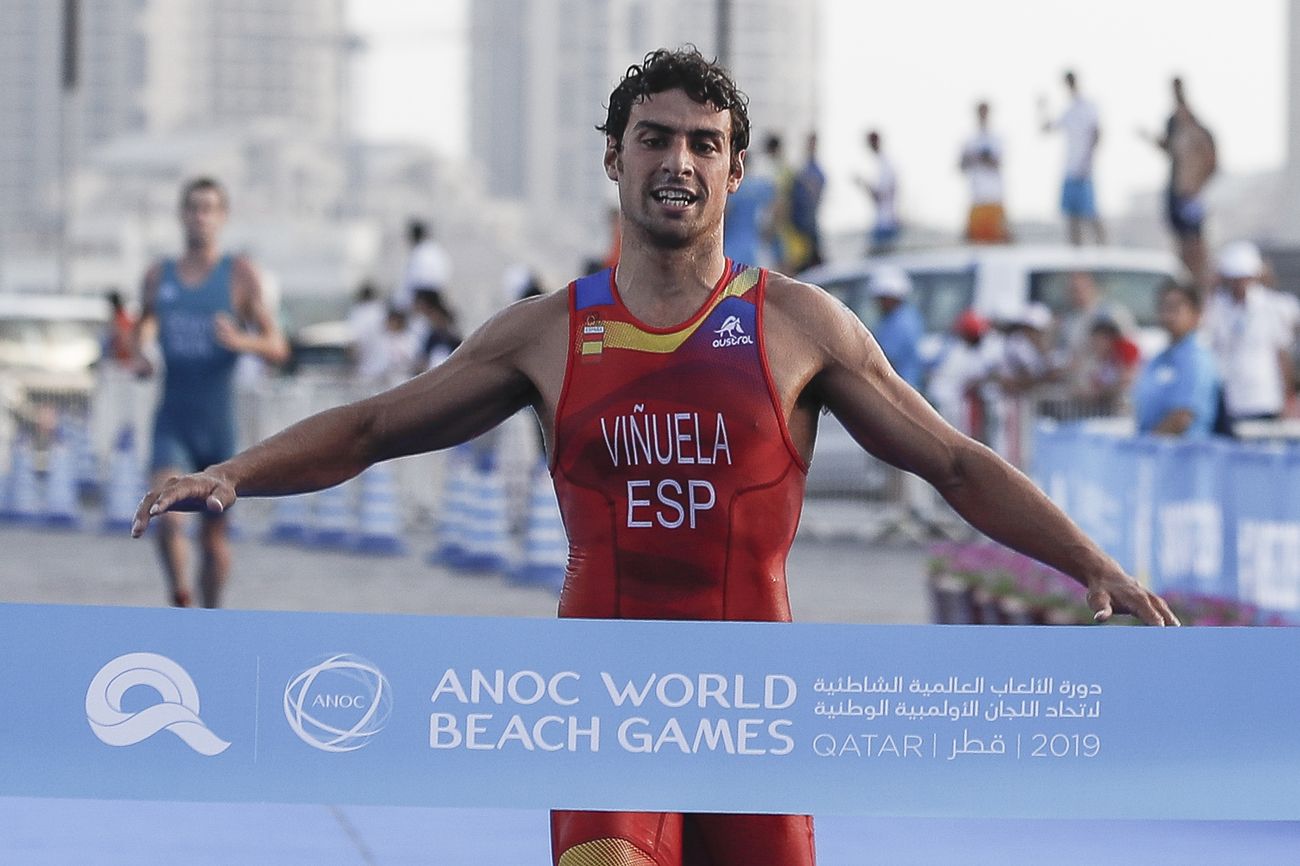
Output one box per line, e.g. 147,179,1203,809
283,654,392,752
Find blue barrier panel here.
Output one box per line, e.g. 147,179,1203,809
1066,433,1135,571
1032,427,1300,617
1231,446,1300,613
1148,438,1232,597
2,604,1299,819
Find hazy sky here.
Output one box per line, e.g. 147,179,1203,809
349,0,1288,232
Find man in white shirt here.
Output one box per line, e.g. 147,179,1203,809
346,282,389,386
394,218,451,313
1041,70,1103,245
1202,241,1293,429
959,102,1009,243
856,129,900,253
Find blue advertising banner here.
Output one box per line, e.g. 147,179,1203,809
2,603,1299,819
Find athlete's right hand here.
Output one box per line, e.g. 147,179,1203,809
131,471,237,537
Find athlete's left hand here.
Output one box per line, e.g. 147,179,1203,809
131,470,237,538
1086,573,1180,627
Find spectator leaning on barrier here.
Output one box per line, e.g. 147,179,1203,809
1079,316,1141,416
1259,255,1300,415
1202,241,1293,429
1133,280,1220,436
1056,270,1136,391
869,265,925,389
998,303,1058,394
927,310,1002,442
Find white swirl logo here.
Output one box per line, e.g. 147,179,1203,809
283,654,392,752
85,652,231,756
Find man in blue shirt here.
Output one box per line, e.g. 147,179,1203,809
723,160,775,267
869,265,925,389
1134,281,1220,436
790,133,826,269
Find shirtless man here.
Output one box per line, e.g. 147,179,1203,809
133,50,1177,866
132,177,288,608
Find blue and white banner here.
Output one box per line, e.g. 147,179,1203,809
2,603,1299,819
1033,425,1300,615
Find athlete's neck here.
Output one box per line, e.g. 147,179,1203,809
182,240,221,268
614,230,727,328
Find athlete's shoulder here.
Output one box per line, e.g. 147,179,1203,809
229,254,260,282
139,259,167,308
762,270,860,335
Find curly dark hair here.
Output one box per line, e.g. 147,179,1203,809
598,47,750,156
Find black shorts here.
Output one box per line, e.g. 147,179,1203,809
1165,189,1205,238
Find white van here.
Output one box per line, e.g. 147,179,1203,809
800,244,1185,359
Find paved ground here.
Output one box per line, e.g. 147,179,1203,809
0,498,935,623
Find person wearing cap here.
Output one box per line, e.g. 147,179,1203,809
1134,280,1220,436
999,302,1058,394
1079,316,1141,416
869,265,925,389
1202,240,1294,431
928,310,1001,440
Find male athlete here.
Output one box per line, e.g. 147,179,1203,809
132,177,288,608
133,50,1178,865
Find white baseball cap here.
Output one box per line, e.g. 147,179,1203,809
1012,302,1053,330
868,265,912,299
1216,240,1263,280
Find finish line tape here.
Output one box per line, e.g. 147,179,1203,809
2,603,1296,819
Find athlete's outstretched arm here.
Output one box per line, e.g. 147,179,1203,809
132,298,548,537
790,284,1177,626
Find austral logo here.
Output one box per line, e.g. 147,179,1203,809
712,315,754,348
284,654,393,752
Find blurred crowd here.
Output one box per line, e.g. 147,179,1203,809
870,238,1298,455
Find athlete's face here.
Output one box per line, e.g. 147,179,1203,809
180,188,227,250
604,89,743,249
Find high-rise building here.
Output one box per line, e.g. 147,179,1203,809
0,0,349,229
470,0,819,252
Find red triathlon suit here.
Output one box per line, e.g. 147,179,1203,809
549,261,815,866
